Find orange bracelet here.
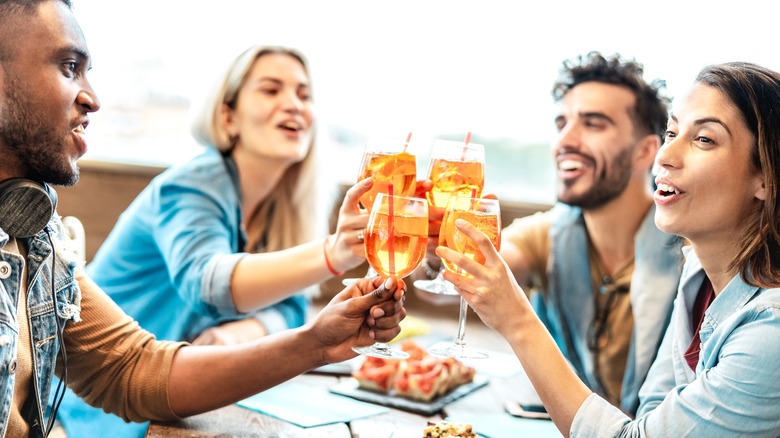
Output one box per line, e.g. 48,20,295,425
323,235,344,276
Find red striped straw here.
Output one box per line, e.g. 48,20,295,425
387,184,396,276
403,132,412,152
460,131,472,161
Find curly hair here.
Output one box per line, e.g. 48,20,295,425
552,51,669,138
697,62,780,287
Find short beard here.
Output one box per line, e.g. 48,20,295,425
0,72,79,186
558,145,633,210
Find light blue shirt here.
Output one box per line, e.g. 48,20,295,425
571,247,780,437
57,148,309,437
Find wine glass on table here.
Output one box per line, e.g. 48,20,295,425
342,134,417,286
414,135,484,295
352,192,428,359
429,195,501,359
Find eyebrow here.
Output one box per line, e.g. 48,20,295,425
554,111,614,125
669,114,732,135
256,77,310,88
57,45,91,67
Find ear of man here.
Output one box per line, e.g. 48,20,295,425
633,133,662,172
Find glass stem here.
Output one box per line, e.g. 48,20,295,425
456,296,468,346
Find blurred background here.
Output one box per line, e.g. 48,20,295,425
72,0,779,206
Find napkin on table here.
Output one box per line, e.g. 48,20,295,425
237,381,388,428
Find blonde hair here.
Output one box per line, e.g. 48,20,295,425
190,45,318,251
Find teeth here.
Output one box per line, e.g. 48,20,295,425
280,121,300,130
73,125,85,134
657,183,680,194
559,159,584,171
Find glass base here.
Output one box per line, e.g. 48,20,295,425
413,278,458,295
352,343,410,359
429,343,488,359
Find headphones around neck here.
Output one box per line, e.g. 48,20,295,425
0,178,58,238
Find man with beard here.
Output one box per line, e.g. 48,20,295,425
419,52,683,416
0,1,405,436
501,52,683,416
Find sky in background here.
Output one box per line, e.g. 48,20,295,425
71,0,780,162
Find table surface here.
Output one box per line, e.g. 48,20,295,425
145,293,548,437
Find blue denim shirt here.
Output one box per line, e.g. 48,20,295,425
0,217,81,437
572,247,780,437
57,148,309,437
536,204,683,414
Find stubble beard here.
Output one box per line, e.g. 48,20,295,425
557,145,634,210
0,74,79,186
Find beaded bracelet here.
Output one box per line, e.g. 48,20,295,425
323,235,344,276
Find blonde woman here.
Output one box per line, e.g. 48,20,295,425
58,45,371,436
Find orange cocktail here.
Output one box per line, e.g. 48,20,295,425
365,209,428,278
358,151,417,212
427,158,484,208
438,197,501,276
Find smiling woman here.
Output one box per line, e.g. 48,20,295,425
70,0,780,204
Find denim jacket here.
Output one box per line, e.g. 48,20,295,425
58,147,309,437
572,247,780,437
536,204,683,414
0,217,81,438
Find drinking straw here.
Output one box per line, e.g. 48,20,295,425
387,184,396,276
403,132,412,152
460,131,472,161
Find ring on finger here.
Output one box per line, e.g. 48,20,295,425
357,229,365,243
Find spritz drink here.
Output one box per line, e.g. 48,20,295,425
354,193,428,360
359,151,417,212
427,159,484,209
365,210,427,278
439,206,501,275
430,196,500,360
414,139,485,295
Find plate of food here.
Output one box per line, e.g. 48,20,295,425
329,340,489,416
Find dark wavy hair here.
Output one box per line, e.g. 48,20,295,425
697,63,780,287
552,51,669,138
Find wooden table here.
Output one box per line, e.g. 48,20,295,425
145,293,545,437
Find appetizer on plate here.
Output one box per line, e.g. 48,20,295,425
423,420,476,437
353,340,476,402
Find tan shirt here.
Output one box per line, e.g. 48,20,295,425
6,238,186,436
503,211,633,408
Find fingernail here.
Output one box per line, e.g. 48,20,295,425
383,278,394,290
373,308,385,318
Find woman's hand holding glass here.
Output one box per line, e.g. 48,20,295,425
326,177,375,275
430,196,500,359
353,193,428,359
436,217,531,342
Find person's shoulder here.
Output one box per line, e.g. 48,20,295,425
154,148,231,189
504,208,553,236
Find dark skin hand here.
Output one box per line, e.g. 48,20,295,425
313,275,408,363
